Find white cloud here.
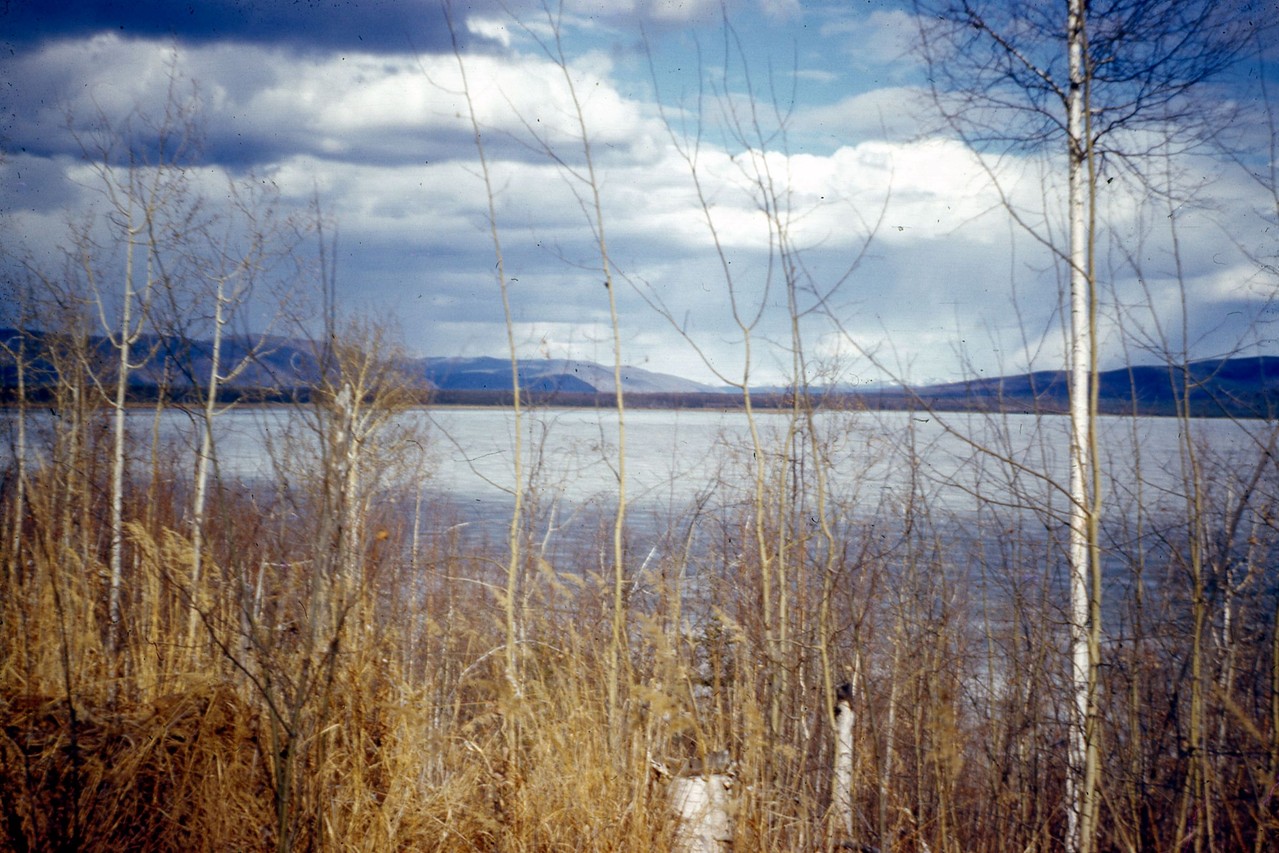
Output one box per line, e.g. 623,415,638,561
756,0,802,21
794,85,933,144
561,0,740,25
5,15,1275,387
467,16,515,48
820,8,922,75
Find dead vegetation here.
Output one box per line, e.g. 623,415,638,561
2,396,1277,852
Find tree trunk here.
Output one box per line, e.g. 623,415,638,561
1065,1,1100,850
186,276,226,652
833,683,856,841
105,228,139,680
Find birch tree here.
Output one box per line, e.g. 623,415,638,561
0,289,35,590
914,1,1250,849
1063,5,1099,845
73,79,202,677
172,177,299,654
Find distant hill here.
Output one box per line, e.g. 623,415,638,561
1,328,1275,416
418,356,718,395
0,330,720,401
901,356,1279,418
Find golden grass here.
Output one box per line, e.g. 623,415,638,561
2,440,1278,851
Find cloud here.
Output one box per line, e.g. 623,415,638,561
793,86,934,146
2,4,1274,388
560,0,792,27
1,33,667,174
1,0,458,54
819,8,922,77
467,15,517,49
0,153,83,217
0,0,793,57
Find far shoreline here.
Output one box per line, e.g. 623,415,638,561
1,387,1272,419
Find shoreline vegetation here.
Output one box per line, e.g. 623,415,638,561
5,384,1277,418
2,329,1278,850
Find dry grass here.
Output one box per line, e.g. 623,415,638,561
0,682,271,850
2,409,1278,852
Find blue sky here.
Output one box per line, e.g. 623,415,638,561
1,0,1274,386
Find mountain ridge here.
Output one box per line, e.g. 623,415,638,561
903,355,1279,417
1,329,1276,416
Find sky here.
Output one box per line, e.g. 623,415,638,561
1,0,1275,387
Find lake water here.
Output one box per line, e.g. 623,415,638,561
5,402,1274,630
6,404,1271,567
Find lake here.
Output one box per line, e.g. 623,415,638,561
4,402,1273,628
222,405,1264,504
6,404,1270,568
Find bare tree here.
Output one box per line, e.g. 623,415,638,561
0,284,35,591
71,71,203,680
914,1,1252,849
503,0,633,745
443,1,529,702
171,176,301,654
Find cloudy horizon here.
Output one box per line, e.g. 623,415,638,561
2,0,1275,388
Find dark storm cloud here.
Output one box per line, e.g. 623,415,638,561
0,0,459,54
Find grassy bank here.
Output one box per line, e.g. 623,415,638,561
2,396,1277,852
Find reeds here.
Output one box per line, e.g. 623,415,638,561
2,402,1278,851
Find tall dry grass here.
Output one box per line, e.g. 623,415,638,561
2,399,1278,851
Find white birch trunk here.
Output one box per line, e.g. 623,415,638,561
1065,1,1097,850
834,691,856,840
186,277,226,648
7,332,27,578
106,227,138,667
670,760,734,853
